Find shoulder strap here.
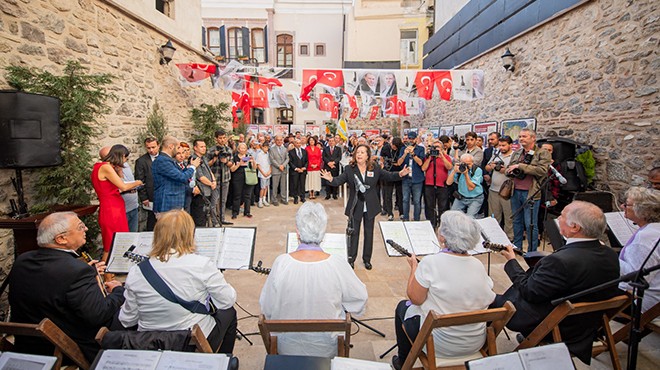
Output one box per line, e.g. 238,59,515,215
138,260,210,315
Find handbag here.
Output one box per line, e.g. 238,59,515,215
245,164,258,186
499,178,514,200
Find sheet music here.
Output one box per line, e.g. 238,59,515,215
476,217,512,246
0,352,57,370
94,350,160,370
605,211,638,246
379,221,413,256
106,232,139,273
194,228,223,264
466,352,524,370
331,357,391,370
519,343,575,370
155,352,229,370
217,227,254,270
404,221,441,256
286,233,348,259
133,232,154,256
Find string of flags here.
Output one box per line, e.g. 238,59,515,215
174,61,485,124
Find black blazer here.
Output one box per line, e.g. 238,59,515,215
8,248,125,362
135,153,155,202
329,164,402,219
501,240,621,364
322,145,342,176
288,148,308,173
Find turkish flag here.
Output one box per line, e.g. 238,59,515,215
315,70,344,88
415,71,436,100
385,96,399,115
345,94,358,109
247,81,269,108
368,105,380,120
231,92,251,126
258,76,283,88
176,64,213,83
331,102,340,119
397,99,408,116
318,93,335,112
434,71,453,101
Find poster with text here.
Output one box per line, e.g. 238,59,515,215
274,125,289,136
453,124,473,138
248,125,259,135
260,125,274,135
364,129,381,138
306,125,321,136
428,127,440,139
500,118,536,150
348,129,363,137
290,124,305,136
473,121,498,144
439,126,454,137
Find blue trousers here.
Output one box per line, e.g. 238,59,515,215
450,194,484,218
511,189,540,252
401,181,423,221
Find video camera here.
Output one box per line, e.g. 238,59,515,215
451,135,467,151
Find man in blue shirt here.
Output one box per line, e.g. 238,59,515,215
395,131,426,221
446,153,483,218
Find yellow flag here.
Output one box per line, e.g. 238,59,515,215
337,118,348,140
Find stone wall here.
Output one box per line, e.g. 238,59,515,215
0,0,231,282
409,0,658,196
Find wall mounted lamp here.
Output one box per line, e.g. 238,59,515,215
159,40,176,65
501,47,515,72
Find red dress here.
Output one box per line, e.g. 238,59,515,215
91,162,129,252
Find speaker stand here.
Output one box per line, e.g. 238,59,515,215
10,169,29,219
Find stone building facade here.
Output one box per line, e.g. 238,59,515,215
0,1,230,282
411,0,658,197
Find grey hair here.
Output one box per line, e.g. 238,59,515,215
439,211,480,253
625,186,660,223
37,211,77,247
295,202,328,245
460,153,474,163
564,201,607,238
520,128,537,138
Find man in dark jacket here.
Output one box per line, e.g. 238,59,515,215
134,136,159,231
492,201,621,364
8,212,125,362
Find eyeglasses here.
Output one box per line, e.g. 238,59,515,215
621,203,634,209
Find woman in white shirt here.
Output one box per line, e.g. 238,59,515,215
259,202,368,357
391,211,496,370
119,210,237,353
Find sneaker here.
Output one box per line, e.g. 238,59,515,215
257,200,263,208
263,198,270,207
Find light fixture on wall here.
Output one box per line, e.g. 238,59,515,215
159,40,176,65
501,47,515,72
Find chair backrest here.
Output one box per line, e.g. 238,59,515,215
402,301,516,370
257,313,352,357
95,324,213,353
0,318,90,370
516,294,630,351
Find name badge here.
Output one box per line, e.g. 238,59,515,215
366,171,374,177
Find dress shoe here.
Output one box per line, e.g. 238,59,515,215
221,220,234,225
391,355,403,370
228,356,239,370
364,262,373,270
332,194,338,199
272,202,279,206
293,199,299,204
231,214,237,220
300,198,305,203
325,195,331,200
244,214,253,218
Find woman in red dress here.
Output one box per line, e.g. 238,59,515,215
92,145,143,262
305,136,323,200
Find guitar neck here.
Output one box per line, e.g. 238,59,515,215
483,241,524,256
386,239,419,262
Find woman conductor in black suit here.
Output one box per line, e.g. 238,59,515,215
321,144,410,270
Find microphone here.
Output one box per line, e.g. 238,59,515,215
549,165,567,184
354,174,369,193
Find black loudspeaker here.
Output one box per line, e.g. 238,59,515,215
573,191,615,213
0,91,62,168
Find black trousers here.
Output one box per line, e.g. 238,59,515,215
289,171,306,200
191,194,211,227
395,300,421,362
145,210,156,231
382,181,395,216
349,210,375,263
207,307,238,353
231,180,254,216
394,182,403,215
423,185,450,228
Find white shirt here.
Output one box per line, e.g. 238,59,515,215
259,254,368,357
119,253,236,336
255,150,271,179
618,223,660,312
406,253,496,358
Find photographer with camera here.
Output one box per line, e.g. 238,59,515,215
505,128,552,252
450,132,483,168
208,130,234,226
395,131,426,221
446,154,483,218
421,136,453,228
191,139,217,227
484,135,514,240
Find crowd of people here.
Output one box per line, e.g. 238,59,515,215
4,126,659,368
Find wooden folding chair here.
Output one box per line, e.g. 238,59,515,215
516,295,630,370
257,313,352,357
95,324,213,353
402,301,516,370
0,318,90,370
592,300,660,358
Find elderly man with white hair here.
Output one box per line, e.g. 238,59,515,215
446,153,484,218
259,202,368,357
391,211,496,369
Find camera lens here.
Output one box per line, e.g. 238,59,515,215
459,163,467,172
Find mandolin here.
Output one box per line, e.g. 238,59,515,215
250,260,271,275
483,241,550,267
482,241,524,256
80,250,108,297
385,239,420,262
123,245,148,263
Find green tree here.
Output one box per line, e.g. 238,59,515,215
190,103,231,147
390,122,400,138
234,122,248,136
5,61,115,208
139,101,168,144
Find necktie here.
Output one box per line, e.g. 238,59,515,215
330,147,333,155
298,149,302,158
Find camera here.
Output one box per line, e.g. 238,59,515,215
451,135,467,151
406,142,416,147
493,162,504,172
507,168,526,179
458,163,468,173
428,148,440,157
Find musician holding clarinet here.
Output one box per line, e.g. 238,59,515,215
391,211,496,370
8,212,125,363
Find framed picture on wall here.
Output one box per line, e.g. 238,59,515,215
453,123,473,138
428,127,440,138
439,126,454,136
500,118,536,149
473,121,498,144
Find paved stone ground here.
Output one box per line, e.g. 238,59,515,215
222,197,659,369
